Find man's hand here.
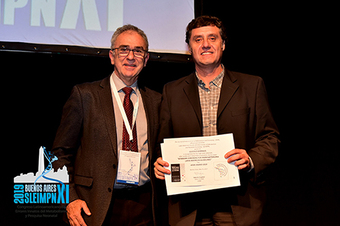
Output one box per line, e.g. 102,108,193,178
154,157,170,180
66,199,91,226
225,149,251,171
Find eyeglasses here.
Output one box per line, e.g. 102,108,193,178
112,46,147,58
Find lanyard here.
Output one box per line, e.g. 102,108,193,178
110,76,139,142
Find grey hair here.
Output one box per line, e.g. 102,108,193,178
110,24,149,51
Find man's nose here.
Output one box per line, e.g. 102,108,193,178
202,39,211,49
126,50,135,60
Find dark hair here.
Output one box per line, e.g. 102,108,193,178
185,15,228,45
111,24,149,51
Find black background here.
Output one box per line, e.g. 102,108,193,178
1,1,337,225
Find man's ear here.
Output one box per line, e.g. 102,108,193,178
222,40,226,51
188,44,193,54
143,53,150,67
109,50,115,65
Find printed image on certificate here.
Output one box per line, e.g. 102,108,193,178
161,133,240,196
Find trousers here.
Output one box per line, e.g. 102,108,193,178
103,183,153,226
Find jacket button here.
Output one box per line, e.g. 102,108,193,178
108,188,112,192
112,164,116,169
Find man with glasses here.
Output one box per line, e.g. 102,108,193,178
52,24,161,226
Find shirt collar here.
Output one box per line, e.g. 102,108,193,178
196,65,225,89
112,71,138,93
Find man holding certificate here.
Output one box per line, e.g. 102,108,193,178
154,16,280,226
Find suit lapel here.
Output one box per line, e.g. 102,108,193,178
217,69,239,117
183,73,202,127
140,88,152,143
98,77,118,158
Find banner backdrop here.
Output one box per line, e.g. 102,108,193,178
0,0,194,53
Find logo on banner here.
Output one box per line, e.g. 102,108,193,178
13,146,69,204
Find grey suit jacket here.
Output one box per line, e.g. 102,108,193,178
158,69,280,226
52,76,161,226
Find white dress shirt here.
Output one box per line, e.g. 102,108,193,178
110,72,150,189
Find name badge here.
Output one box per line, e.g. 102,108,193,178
117,150,141,186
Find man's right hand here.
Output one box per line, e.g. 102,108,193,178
154,157,171,180
66,199,91,226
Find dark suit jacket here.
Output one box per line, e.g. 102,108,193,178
52,76,162,226
158,69,280,226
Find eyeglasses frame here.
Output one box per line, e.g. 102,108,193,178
111,46,148,58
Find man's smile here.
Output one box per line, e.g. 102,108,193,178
123,64,137,68
201,51,213,55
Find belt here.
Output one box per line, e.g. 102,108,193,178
113,182,151,198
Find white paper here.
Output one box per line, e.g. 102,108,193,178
117,150,141,185
161,134,240,196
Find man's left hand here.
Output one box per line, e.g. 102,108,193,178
224,149,250,171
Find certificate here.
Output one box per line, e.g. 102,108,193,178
161,134,240,196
